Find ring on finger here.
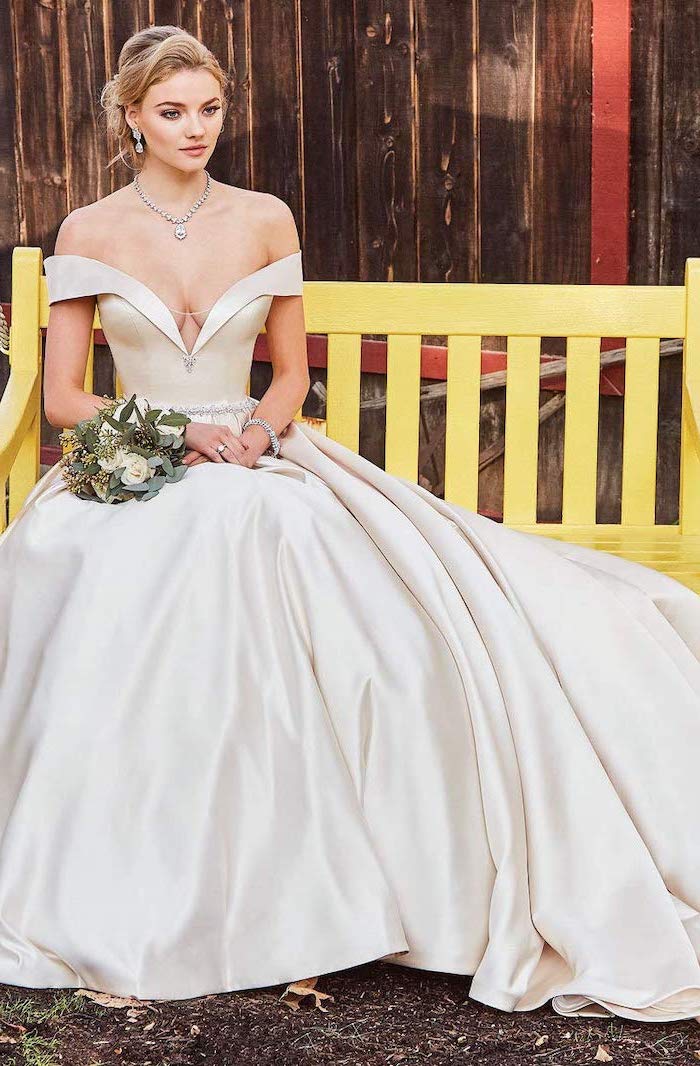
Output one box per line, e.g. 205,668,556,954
216,442,229,454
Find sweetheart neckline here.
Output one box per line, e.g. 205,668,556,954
44,249,302,360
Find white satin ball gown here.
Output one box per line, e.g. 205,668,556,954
0,249,699,1024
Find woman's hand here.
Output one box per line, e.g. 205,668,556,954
180,419,291,469
236,422,282,466
181,422,251,467
182,449,209,467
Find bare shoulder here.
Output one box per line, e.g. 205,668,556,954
53,194,122,257
53,206,94,257
225,188,300,263
257,192,300,262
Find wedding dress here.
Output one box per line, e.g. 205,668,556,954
0,248,699,1024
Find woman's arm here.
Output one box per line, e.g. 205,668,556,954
236,196,310,460
43,209,115,429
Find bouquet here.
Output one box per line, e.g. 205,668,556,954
58,393,192,504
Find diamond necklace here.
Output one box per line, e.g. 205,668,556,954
132,170,212,240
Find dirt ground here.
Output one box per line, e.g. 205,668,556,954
1,959,699,1065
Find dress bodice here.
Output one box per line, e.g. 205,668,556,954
43,251,304,416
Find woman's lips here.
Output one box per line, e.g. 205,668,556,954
181,146,206,153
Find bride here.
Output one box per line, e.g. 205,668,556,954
1,25,700,1025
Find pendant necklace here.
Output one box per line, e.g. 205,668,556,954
133,170,211,240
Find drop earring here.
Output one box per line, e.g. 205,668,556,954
132,126,144,154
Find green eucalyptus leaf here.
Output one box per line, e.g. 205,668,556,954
158,412,189,427
119,395,136,422
103,413,126,432
109,467,126,486
134,402,151,429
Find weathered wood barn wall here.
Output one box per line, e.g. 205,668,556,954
0,1,698,519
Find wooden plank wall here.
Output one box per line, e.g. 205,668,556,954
2,0,698,296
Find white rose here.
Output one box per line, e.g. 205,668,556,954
158,420,185,441
96,443,126,473
98,445,133,473
120,452,153,485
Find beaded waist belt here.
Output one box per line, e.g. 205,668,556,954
151,396,259,418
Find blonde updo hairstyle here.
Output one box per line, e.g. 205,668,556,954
100,26,231,171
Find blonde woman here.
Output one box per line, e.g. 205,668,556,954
1,24,699,1025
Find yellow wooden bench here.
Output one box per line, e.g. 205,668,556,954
2,246,699,594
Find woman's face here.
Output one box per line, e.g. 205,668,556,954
127,68,224,170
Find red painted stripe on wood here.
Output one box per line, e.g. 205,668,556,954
591,0,631,286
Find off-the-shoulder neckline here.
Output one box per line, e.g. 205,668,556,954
44,249,301,314
43,250,303,361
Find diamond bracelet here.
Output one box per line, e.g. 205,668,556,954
242,416,281,458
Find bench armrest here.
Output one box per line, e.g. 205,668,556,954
0,367,42,484
686,376,700,456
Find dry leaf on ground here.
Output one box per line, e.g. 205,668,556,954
279,976,334,1012
75,989,154,1010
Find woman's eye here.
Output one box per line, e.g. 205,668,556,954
161,106,220,120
